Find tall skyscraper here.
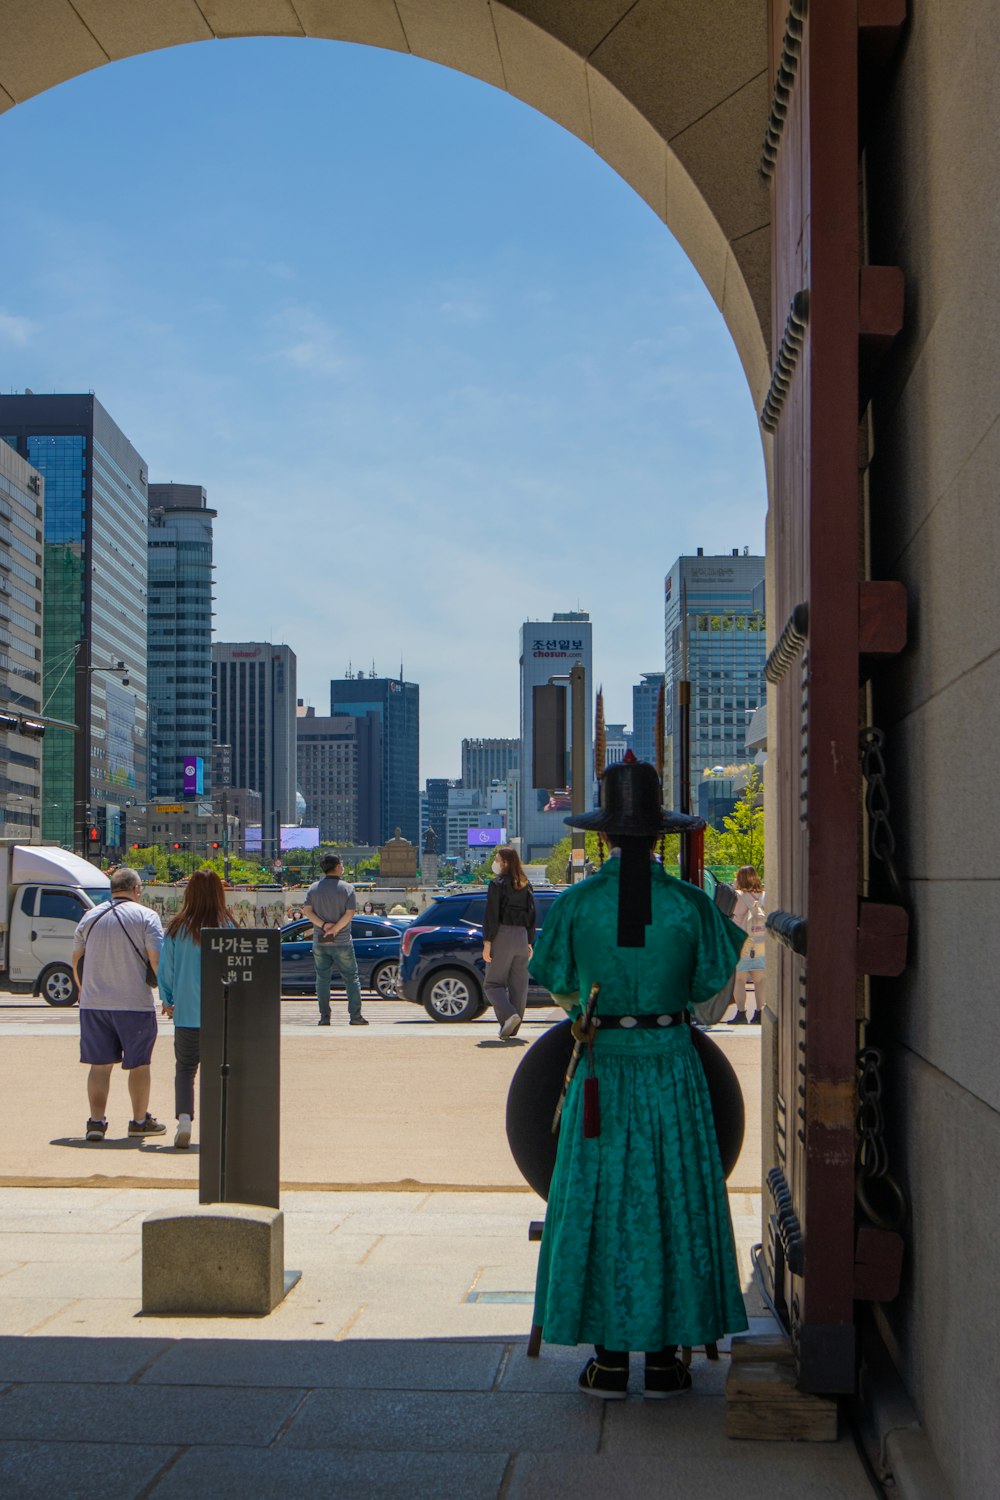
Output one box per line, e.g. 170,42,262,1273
330,672,419,844
147,484,215,802
296,704,381,845
631,672,665,768
0,440,44,837
0,394,148,850
461,737,519,792
212,642,297,861
663,550,766,813
518,611,593,860
424,777,454,852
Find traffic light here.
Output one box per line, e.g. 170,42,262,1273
89,826,99,843
132,843,140,851
172,842,181,850
211,842,221,850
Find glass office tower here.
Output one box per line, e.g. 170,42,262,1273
0,440,44,836
212,642,297,862
0,395,148,849
461,737,519,792
330,673,419,845
663,550,766,815
147,484,215,802
631,672,665,768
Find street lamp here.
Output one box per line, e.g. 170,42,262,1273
74,640,131,858
8,796,37,842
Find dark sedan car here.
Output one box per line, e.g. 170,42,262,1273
280,916,402,999
399,889,562,1021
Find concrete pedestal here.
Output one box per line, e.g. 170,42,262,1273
141,1204,299,1315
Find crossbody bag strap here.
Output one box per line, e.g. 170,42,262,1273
110,902,151,972
79,901,116,951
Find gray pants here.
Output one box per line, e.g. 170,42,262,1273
485,926,530,1024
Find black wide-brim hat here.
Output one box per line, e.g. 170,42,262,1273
565,755,705,837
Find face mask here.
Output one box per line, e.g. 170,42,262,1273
491,859,503,875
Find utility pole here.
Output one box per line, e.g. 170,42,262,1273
568,661,587,883
222,787,231,882
541,663,588,884
72,639,131,859
73,639,90,859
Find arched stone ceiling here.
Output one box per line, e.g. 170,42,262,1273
0,0,771,402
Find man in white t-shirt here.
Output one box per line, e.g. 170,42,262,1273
72,867,165,1141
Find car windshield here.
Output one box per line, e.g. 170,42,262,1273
83,888,112,907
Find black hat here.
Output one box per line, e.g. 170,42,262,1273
564,753,705,838
565,754,704,947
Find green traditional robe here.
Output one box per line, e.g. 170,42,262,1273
529,857,749,1351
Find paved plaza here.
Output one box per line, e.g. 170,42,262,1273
0,995,874,1498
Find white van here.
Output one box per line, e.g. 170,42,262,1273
0,843,111,1005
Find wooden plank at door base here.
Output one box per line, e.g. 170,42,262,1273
730,1331,794,1365
726,1360,839,1441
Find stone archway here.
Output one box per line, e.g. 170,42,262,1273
0,0,770,402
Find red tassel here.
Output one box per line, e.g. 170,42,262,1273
583,1075,601,1138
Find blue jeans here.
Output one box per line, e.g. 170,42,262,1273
313,940,363,1020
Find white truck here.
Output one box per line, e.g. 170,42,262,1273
0,842,111,1005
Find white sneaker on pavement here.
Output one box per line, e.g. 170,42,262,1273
174,1114,192,1149
500,1013,522,1040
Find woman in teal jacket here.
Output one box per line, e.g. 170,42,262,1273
158,869,233,1150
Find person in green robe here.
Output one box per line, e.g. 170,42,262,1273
529,754,749,1399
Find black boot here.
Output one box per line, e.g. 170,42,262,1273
578,1345,629,1400
644,1347,692,1400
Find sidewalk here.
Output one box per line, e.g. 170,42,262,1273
0,1010,874,1497
0,1186,875,1499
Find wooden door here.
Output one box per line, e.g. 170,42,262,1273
761,0,906,1394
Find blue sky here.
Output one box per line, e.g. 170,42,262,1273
0,36,766,780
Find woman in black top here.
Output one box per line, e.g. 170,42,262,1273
482,845,536,1040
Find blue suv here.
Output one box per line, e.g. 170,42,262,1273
399,889,562,1022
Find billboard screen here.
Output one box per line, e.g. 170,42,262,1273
245,825,320,852
467,827,505,848
182,756,204,797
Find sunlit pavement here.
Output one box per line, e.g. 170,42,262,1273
0,993,872,1499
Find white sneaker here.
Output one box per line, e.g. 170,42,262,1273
174,1114,192,1149
500,1013,522,1039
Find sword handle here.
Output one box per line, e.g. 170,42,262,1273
551,982,601,1134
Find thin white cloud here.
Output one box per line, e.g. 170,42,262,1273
0,311,34,345
438,297,488,325
264,304,352,376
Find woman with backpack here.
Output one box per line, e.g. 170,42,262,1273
732,864,766,1024
482,845,536,1040
158,868,234,1148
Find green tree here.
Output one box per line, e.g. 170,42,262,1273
544,831,686,885
712,767,765,871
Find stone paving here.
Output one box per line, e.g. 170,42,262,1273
0,998,873,1497
0,1187,876,1499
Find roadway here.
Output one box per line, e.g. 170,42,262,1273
0,991,763,1193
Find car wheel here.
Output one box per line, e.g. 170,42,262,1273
39,963,78,1007
371,961,400,999
422,968,483,1023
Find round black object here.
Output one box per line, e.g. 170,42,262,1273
505,1019,745,1201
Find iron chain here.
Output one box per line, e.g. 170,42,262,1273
856,1046,889,1179
856,1045,908,1233
859,726,905,906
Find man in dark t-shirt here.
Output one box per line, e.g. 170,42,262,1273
302,854,367,1027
